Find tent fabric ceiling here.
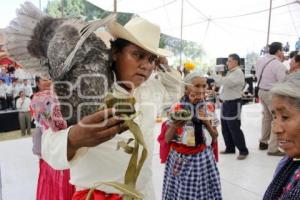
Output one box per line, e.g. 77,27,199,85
87,0,300,58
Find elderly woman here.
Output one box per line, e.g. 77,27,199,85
263,71,300,200
289,54,300,73
5,3,182,199
162,72,222,200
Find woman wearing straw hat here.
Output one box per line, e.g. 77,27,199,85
263,71,300,200
43,18,182,200
5,2,184,199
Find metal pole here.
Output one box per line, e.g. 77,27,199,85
61,0,64,17
114,0,117,12
179,0,184,69
266,0,272,47
39,0,41,10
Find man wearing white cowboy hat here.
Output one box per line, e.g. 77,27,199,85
41,16,183,200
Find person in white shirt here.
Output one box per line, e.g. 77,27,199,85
0,79,7,110
212,54,249,160
255,42,287,155
41,17,182,200
22,79,33,97
10,79,21,109
16,90,31,136
5,83,14,109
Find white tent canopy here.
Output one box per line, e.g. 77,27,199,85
87,0,300,59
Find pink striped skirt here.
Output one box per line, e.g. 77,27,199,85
36,159,75,200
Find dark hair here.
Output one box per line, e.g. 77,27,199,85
228,53,241,65
289,51,298,59
110,38,132,53
295,55,300,63
19,90,25,95
269,42,283,55
109,38,132,72
35,76,41,92
35,76,41,83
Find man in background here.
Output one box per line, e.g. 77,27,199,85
22,79,33,98
16,90,31,136
295,37,300,51
0,79,7,110
212,53,249,160
11,79,21,109
255,42,286,156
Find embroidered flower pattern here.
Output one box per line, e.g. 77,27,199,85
31,90,67,132
280,168,300,199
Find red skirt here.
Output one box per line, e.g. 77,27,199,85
72,189,122,200
36,159,75,200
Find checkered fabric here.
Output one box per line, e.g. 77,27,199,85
162,147,222,200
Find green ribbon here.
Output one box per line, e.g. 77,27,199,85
86,93,148,200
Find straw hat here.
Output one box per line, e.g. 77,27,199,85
107,17,172,57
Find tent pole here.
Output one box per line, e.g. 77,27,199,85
114,0,117,12
179,0,184,69
61,0,64,17
266,0,273,47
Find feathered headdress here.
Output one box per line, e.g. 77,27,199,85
4,1,115,79
4,1,116,125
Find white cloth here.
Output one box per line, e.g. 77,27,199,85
16,97,31,112
212,67,245,101
5,85,13,96
41,69,182,200
23,84,33,97
10,85,20,98
0,84,7,98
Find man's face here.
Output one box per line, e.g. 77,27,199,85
227,57,238,70
276,49,284,62
20,91,25,98
113,44,157,90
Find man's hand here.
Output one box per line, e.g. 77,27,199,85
156,57,171,72
67,108,127,160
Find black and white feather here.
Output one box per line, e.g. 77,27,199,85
4,1,115,125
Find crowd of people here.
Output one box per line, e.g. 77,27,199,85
3,2,300,199
35,21,300,200
0,66,36,136
0,67,34,111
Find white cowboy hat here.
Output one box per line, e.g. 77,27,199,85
107,17,172,57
